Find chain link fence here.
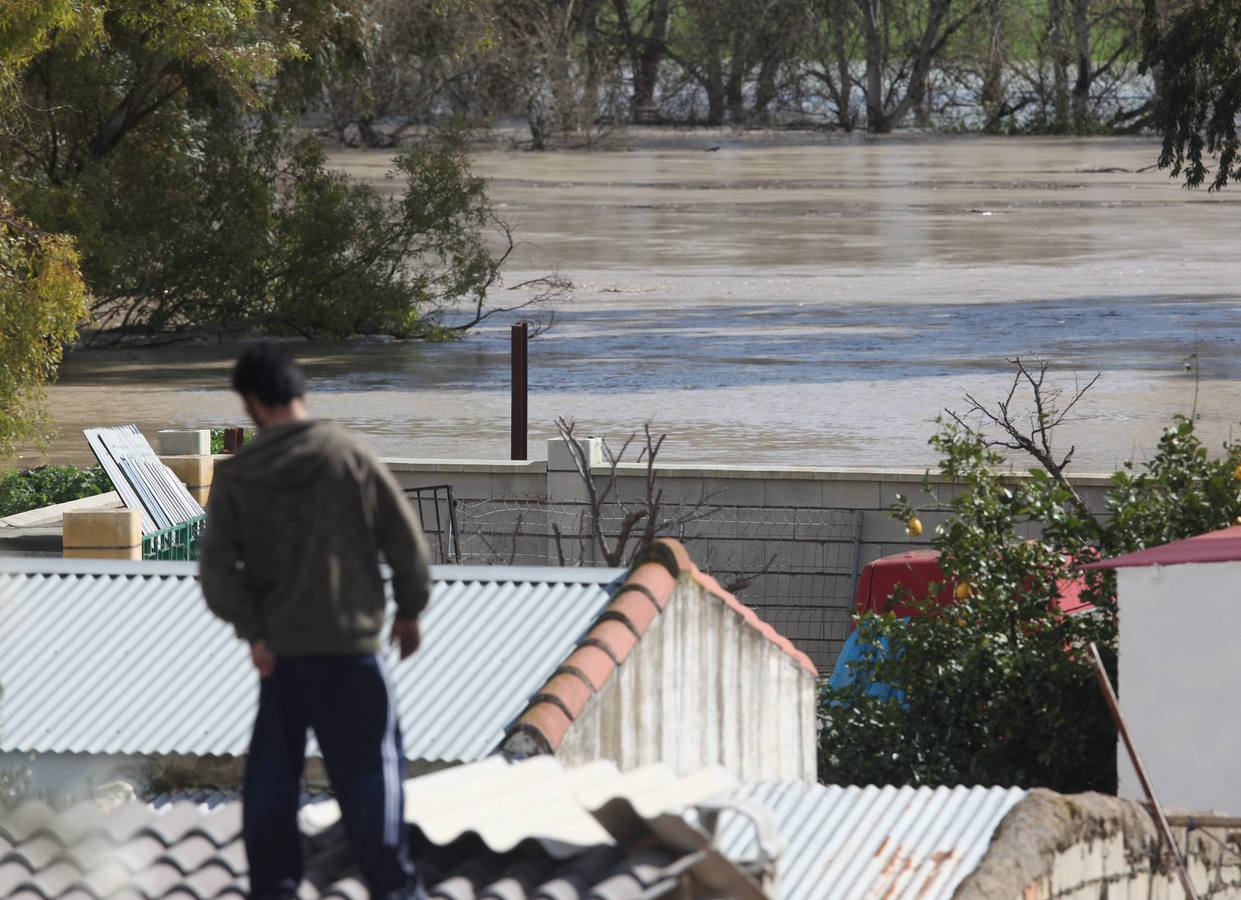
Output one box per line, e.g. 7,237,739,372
442,496,861,671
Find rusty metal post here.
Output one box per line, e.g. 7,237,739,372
1088,642,1200,900
222,427,245,455
511,321,529,461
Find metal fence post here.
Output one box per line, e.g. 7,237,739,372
511,322,528,461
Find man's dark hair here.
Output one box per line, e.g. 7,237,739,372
231,342,306,406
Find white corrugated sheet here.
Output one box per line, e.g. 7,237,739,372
0,559,623,762
300,755,740,858
721,782,1027,900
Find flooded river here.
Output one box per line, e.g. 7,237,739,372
36,133,1241,472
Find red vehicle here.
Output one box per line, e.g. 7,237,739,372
831,550,1097,696
850,549,1094,632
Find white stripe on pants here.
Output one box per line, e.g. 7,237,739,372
376,654,401,847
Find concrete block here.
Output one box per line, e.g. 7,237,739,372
63,510,141,560
862,509,950,544
486,473,545,500
160,455,214,506
158,429,211,456
703,478,761,506
822,479,883,510
63,546,144,561
878,478,944,510
547,436,601,472
764,479,824,508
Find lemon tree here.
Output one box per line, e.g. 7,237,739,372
820,415,1241,792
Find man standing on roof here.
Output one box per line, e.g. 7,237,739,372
200,342,432,900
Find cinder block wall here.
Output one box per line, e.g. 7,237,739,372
386,453,1113,672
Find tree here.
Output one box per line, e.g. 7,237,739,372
820,365,1241,792
1,0,536,342
0,5,90,454
611,0,673,121
0,202,88,454
1143,0,1241,189
670,0,810,126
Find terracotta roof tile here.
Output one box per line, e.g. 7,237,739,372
583,619,639,665
601,589,661,637
558,645,616,692
510,702,574,755
533,672,594,721
616,563,677,612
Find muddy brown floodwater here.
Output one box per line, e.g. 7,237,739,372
35,133,1241,472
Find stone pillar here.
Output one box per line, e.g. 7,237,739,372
160,455,215,506
157,429,211,457
546,436,602,565
63,509,142,560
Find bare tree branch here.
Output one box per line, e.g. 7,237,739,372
947,357,1099,517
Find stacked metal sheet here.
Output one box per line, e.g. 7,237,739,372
84,425,204,534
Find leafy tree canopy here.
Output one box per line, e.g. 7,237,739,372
1144,0,1241,189
0,0,519,345
0,201,88,454
821,403,1241,793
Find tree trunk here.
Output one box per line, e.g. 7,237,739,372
1048,0,1070,130
865,0,951,132
618,0,671,121
829,0,855,128
703,18,727,125
1071,0,1092,129
581,0,604,121
753,53,780,120
861,0,886,131
726,29,748,124
980,0,1006,130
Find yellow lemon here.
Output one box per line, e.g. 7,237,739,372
1235,516,1241,527
906,515,923,537
955,582,972,601
1234,464,1241,481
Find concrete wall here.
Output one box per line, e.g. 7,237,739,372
387,451,1114,671
554,573,817,782
1116,561,1241,815
956,789,1241,899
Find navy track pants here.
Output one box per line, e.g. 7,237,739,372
243,654,416,899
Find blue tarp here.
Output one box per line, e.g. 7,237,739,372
828,623,904,703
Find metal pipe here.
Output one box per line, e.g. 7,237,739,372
511,322,529,461
1088,642,1200,900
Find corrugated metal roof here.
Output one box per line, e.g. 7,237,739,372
720,782,1027,900
0,559,624,762
0,758,763,900
299,755,740,859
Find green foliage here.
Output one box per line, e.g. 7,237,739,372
1,0,507,342
0,465,113,518
1104,416,1241,553
0,202,88,455
209,428,255,454
1144,0,1241,189
820,415,1241,792
27,116,500,339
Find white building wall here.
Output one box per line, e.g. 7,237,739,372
1117,561,1241,813
556,575,818,782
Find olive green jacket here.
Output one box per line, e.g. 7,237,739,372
200,420,431,656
